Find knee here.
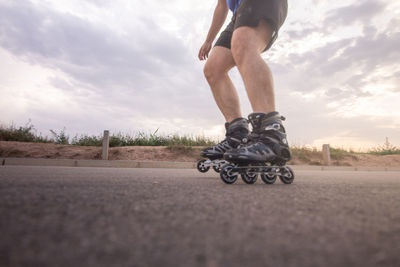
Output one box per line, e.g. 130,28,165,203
231,39,250,67
203,61,222,84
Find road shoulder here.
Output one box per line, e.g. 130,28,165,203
1,157,400,172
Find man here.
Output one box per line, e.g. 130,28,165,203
198,0,291,165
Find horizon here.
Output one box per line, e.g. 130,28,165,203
1,0,399,150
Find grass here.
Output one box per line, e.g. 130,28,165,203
0,121,52,143
1,121,399,158
290,146,321,163
0,122,215,147
329,147,358,161
367,138,400,155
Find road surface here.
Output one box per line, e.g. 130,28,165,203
1,166,399,267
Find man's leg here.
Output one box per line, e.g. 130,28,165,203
200,46,249,165
203,46,241,123
223,20,291,165
231,20,275,114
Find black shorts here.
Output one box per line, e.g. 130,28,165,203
215,0,288,52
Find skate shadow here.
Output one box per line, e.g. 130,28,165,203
231,182,296,187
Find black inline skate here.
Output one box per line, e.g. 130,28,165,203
220,112,294,184
197,118,249,173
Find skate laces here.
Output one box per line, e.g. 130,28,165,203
220,139,229,147
214,139,230,151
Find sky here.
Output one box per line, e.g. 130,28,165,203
0,0,399,150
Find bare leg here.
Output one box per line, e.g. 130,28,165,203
231,20,275,114
204,46,241,122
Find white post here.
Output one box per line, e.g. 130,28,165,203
322,144,331,166
102,130,110,160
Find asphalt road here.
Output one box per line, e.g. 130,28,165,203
0,166,399,267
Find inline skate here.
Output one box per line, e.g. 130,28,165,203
197,117,249,173
220,112,294,184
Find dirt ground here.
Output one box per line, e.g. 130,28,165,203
1,141,400,167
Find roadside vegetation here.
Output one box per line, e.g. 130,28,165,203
1,121,399,156
0,121,215,147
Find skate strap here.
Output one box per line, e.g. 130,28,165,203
226,118,248,136
264,123,281,132
245,133,262,146
212,139,232,153
226,136,244,147
247,133,280,146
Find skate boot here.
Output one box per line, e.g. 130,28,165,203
197,118,249,173
220,112,294,185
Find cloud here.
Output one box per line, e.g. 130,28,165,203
286,26,319,40
276,22,400,98
323,0,388,28
0,0,399,147
266,0,400,147
0,0,217,125
0,0,190,86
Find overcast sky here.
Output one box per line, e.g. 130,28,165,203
0,0,399,149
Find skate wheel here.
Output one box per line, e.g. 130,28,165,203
197,160,210,173
220,164,238,184
213,160,227,173
213,165,221,173
241,168,258,184
261,172,277,184
278,167,294,184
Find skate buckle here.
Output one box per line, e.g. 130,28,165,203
265,123,280,131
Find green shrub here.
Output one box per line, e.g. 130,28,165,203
368,138,400,155
50,128,69,145
0,120,51,143
71,134,103,146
